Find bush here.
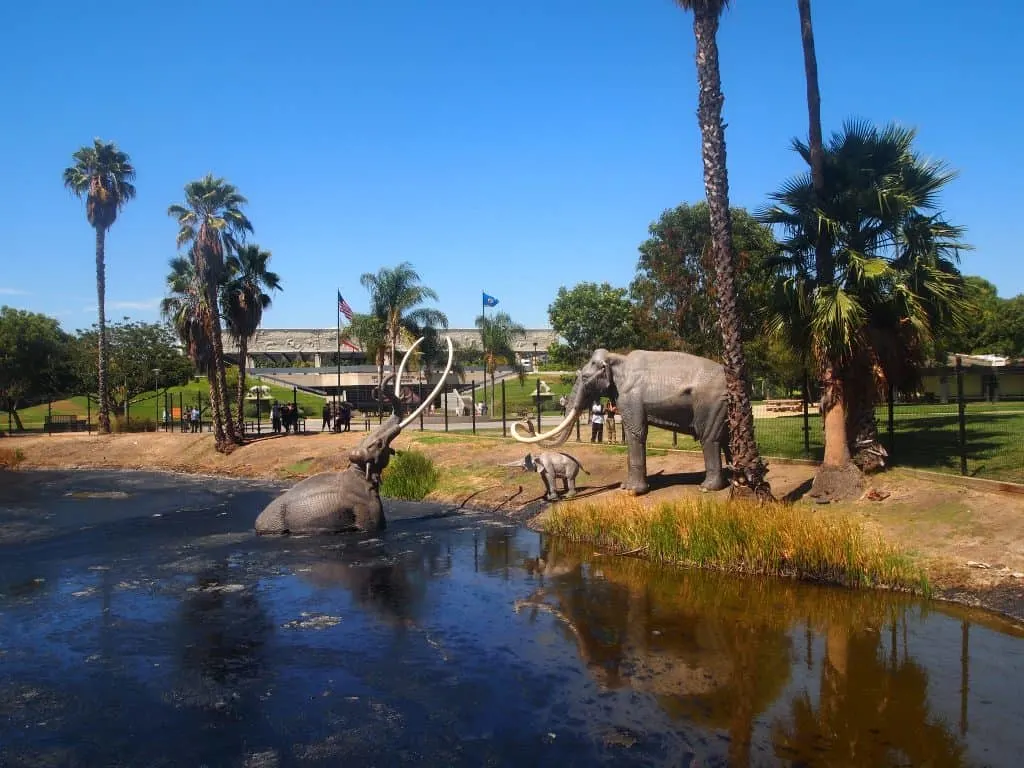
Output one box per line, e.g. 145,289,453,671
112,416,158,433
380,449,439,500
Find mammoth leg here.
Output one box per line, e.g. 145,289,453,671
621,413,649,495
699,400,729,492
353,487,386,531
541,470,559,502
565,469,577,498
700,439,729,492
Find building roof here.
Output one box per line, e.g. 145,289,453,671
223,327,560,356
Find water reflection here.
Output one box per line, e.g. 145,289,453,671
518,536,974,767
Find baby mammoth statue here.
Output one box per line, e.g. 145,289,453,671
522,451,589,502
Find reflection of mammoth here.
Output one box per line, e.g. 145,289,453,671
514,348,730,494
302,561,430,622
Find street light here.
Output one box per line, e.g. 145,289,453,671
152,368,161,428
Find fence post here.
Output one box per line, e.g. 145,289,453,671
179,392,183,432
256,389,261,435
956,356,967,475
672,431,678,447
47,400,52,435
536,379,542,434
86,396,91,434
802,372,811,457
419,379,424,432
469,380,475,434
197,392,202,432
501,380,507,438
444,390,449,432
887,381,895,461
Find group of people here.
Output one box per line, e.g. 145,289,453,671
589,399,618,444
270,401,301,434
321,401,353,433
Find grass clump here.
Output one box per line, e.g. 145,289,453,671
381,449,440,500
544,496,926,593
0,447,25,469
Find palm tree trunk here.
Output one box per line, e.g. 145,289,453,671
207,304,239,447
95,226,112,433
235,337,248,434
691,6,770,497
797,0,860,497
206,367,225,444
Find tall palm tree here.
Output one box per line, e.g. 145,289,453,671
475,311,526,413
63,139,136,433
168,175,253,449
360,262,447,409
674,0,770,498
222,245,281,431
761,121,968,494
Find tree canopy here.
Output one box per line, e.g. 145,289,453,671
631,202,778,357
0,307,77,428
548,282,636,356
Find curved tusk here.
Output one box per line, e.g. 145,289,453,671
511,408,578,444
395,337,425,397
399,335,453,429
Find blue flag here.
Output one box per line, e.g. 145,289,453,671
483,292,499,308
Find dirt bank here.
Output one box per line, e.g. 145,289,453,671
4,430,1023,622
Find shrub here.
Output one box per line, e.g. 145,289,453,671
380,449,439,500
112,416,158,433
544,496,927,593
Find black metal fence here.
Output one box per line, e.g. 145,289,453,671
5,362,1022,484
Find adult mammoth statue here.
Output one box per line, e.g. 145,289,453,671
254,335,454,535
512,348,730,494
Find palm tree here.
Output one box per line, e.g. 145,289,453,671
161,256,224,430
360,262,447,409
761,121,968,495
63,139,136,433
222,245,281,431
674,0,770,498
168,175,253,449
475,311,526,413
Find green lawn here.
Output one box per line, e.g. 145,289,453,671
471,373,576,414
2,376,327,429
457,400,1024,484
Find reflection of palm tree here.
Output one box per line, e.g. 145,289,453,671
772,625,965,766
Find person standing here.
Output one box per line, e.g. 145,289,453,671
190,406,201,433
321,402,332,432
590,400,604,443
271,401,281,434
605,400,618,444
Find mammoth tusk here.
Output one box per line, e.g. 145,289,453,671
399,335,454,429
511,408,578,444
396,337,425,397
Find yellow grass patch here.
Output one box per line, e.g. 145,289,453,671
543,496,927,593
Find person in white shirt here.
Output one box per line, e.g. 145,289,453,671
590,401,604,443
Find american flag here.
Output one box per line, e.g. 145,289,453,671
337,291,354,321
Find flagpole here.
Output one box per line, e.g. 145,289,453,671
336,289,341,411
481,290,487,418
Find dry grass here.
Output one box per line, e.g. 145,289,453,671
0,446,25,469
543,496,927,593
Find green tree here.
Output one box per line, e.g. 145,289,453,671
62,139,136,434
631,203,778,357
168,175,253,450
673,0,769,497
222,244,281,430
475,311,527,412
161,256,214,380
0,307,77,431
73,318,194,416
548,282,636,357
359,262,447,407
761,121,969,493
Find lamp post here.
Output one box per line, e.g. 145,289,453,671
533,342,538,370
152,368,161,428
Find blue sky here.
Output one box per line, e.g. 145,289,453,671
2,0,1021,332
